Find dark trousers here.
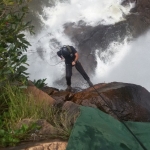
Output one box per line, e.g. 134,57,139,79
65,61,90,86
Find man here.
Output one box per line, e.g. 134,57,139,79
57,45,93,91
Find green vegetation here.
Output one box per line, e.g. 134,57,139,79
0,122,40,147
33,78,47,89
0,0,34,85
0,0,76,148
0,84,74,147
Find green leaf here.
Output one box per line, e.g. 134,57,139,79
8,67,14,73
3,70,12,74
17,66,27,72
22,71,29,75
19,55,27,63
0,129,5,135
0,47,7,53
21,124,29,131
17,34,25,39
22,40,31,46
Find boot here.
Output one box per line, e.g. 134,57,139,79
65,85,72,91
87,80,93,87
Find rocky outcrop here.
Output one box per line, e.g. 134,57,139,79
25,83,56,105
2,140,67,150
25,81,150,122
71,82,150,122
41,86,59,96
50,82,150,122
125,0,150,37
24,141,67,150
17,119,71,140
4,81,150,150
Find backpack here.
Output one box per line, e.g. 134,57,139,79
61,45,73,57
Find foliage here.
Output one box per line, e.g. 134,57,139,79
33,78,47,89
0,123,40,147
0,83,77,147
1,83,43,127
0,1,77,147
0,0,34,85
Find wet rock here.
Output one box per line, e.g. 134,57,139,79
71,82,150,122
41,86,59,95
51,90,75,106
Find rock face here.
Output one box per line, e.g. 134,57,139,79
4,81,150,150
25,84,56,105
26,81,150,122
50,82,150,122
125,0,150,38
71,82,150,122
2,141,67,150
24,142,67,150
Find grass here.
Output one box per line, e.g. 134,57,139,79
0,83,79,147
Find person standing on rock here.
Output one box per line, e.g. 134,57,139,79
57,45,93,91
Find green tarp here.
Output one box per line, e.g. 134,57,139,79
66,106,150,150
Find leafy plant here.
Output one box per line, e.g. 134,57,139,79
0,123,40,147
0,83,78,147
33,78,47,89
0,0,77,148
0,0,34,85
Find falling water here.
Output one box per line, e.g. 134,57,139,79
25,0,150,91
94,30,150,91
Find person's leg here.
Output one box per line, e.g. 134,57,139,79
65,64,72,90
75,61,93,86
75,61,90,81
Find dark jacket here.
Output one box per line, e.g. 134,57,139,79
57,46,77,64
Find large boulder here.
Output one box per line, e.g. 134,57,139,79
62,101,80,124
3,82,150,150
25,83,56,106
70,82,150,122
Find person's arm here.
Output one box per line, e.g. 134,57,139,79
74,52,79,62
72,52,79,65
57,51,64,59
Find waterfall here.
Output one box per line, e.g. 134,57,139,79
26,0,150,91
94,30,150,91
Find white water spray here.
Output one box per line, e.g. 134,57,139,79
94,30,150,91
27,0,141,90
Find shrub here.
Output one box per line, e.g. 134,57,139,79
0,0,34,85
33,78,47,89
0,83,77,147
